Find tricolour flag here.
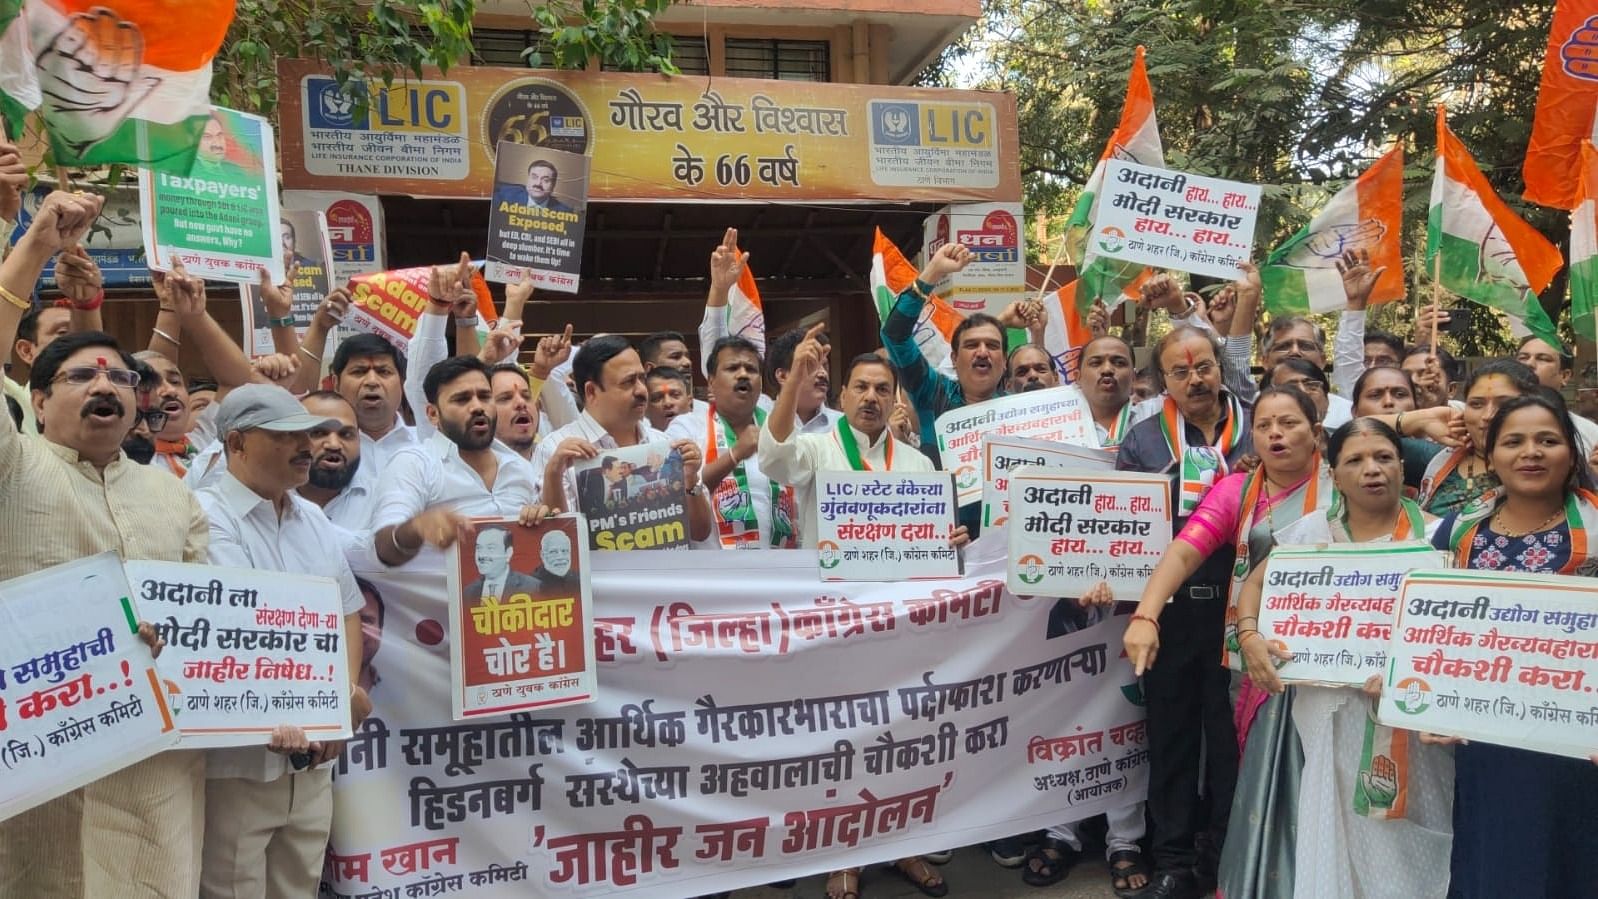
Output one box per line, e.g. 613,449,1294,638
871,228,963,371
1428,107,1565,349
1043,274,1148,384
1261,145,1406,315
1524,0,1598,210
1063,45,1162,304
0,0,234,170
1571,140,1598,343
726,254,766,358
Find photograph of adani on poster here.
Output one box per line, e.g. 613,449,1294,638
239,210,335,358
572,441,691,552
485,142,590,293
446,516,594,720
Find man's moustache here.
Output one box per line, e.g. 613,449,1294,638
82,396,125,418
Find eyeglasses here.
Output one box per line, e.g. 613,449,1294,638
1163,361,1217,383
139,408,169,431
51,366,140,389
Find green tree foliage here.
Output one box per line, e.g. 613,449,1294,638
939,0,1563,356
523,0,678,73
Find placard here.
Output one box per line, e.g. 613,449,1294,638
923,203,1025,317
935,386,1097,505
1091,160,1260,280
814,471,959,582
572,442,691,551
484,142,589,293
1259,543,1446,685
1379,569,1598,759
0,554,178,822
344,264,497,353
282,190,388,283
1007,468,1170,598
139,106,285,284
131,561,352,748
446,516,595,720
981,435,1115,529
239,210,335,358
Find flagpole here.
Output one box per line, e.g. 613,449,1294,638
1033,219,1075,305
1431,251,1442,352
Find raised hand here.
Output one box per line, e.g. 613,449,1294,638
478,320,523,365
55,245,103,304
1085,299,1110,338
1138,271,1186,314
157,261,207,319
0,137,25,225
23,190,103,253
918,242,973,284
428,251,474,307
312,288,350,330
789,322,828,382
708,227,747,294
675,439,703,487
1336,248,1384,311
251,353,299,386
1413,303,1450,344
1233,260,1262,311
258,268,293,321
530,324,574,377
33,9,162,157
889,401,913,442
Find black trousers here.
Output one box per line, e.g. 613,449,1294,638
1140,587,1237,875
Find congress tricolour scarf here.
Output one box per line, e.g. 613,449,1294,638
1428,107,1565,351
870,228,964,372
1571,140,1598,345
1261,145,1406,316
1158,393,1245,517
1444,488,1598,573
1063,44,1162,305
0,0,233,170
706,406,797,549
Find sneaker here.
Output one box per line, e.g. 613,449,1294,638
988,836,1027,868
922,850,953,864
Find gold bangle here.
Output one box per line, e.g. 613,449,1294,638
0,285,28,312
908,280,930,302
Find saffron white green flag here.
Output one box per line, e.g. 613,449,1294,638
871,228,962,371
1427,107,1564,350
726,253,766,358
0,0,234,170
1262,145,1407,315
1064,45,1163,304
1572,140,1598,345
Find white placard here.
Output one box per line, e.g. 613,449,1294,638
935,386,1098,505
981,435,1115,529
815,471,959,581
923,202,1026,318
1007,467,1170,598
1091,160,1260,279
131,561,351,749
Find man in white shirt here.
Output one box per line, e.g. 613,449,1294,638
373,355,542,566
331,333,415,474
760,325,937,548
669,335,798,548
1514,335,1598,453
534,334,712,541
195,384,370,899
764,326,840,435
296,391,378,535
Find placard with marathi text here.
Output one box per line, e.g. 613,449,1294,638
815,471,959,582
1007,468,1170,598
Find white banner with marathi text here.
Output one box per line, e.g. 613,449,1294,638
322,535,1147,898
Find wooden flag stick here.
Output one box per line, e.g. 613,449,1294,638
1032,220,1075,305
1430,250,1443,352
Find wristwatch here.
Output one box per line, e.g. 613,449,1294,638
686,483,706,498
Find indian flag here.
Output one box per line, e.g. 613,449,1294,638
1262,145,1406,315
0,0,235,170
1571,140,1598,344
1428,106,1564,349
726,253,766,358
1064,44,1163,304
872,228,963,371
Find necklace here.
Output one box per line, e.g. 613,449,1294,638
1491,507,1564,538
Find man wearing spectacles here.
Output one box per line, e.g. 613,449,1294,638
0,192,213,898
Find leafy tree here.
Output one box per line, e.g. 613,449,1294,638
523,0,678,73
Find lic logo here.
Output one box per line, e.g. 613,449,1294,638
872,102,919,145
310,78,366,129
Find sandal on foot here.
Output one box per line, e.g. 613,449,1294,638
825,867,862,899
1020,837,1079,887
1109,848,1151,898
892,856,949,898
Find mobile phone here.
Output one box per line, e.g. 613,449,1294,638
1440,307,1471,336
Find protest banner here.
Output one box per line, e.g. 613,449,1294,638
1379,569,1598,759
322,537,1146,897
9,184,152,289
282,190,388,283
1007,467,1170,598
934,386,1098,506
130,561,352,749
1090,160,1260,280
0,553,178,822
279,61,1020,204
139,106,285,285
981,435,1115,529
814,471,959,582
1258,543,1445,686
573,442,691,551
238,210,335,358
446,516,595,720
344,264,498,353
484,142,589,292
923,203,1026,317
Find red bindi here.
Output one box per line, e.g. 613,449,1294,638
1184,348,1195,367
95,356,107,369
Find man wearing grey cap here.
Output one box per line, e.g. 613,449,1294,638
194,383,372,899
